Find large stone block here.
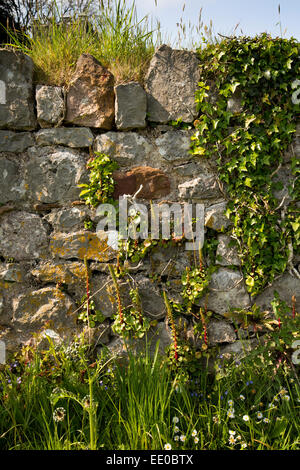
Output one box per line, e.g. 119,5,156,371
207,319,236,345
12,287,77,336
155,130,193,162
113,166,170,200
44,206,91,232
144,44,200,123
94,131,155,167
198,268,250,315
36,85,65,128
205,202,231,231
216,234,241,266
0,130,34,152
115,81,146,130
36,127,94,148
0,157,24,203
0,211,48,260
49,231,117,262
31,261,86,286
65,54,115,129
179,174,222,201
0,50,36,130
254,272,300,313
24,146,87,203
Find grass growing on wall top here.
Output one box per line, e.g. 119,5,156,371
4,0,159,86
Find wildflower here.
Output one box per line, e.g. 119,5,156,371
237,435,241,440
16,377,21,384
192,429,197,437
180,435,186,442
227,409,235,418
241,442,247,449
174,435,179,441
174,426,179,433
164,443,172,450
228,435,236,445
257,412,263,420
228,399,234,407
282,395,290,401
194,437,199,444
53,407,66,422
263,418,270,423
213,415,219,424
82,395,91,408
242,415,250,422
172,416,179,424
229,430,236,436
279,388,287,396
239,394,245,400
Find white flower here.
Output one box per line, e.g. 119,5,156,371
264,70,271,80
53,407,66,422
257,412,263,420
243,415,250,422
174,426,179,433
241,442,247,449
282,395,290,401
174,435,179,441
239,394,245,400
228,399,234,406
194,436,199,444
229,430,236,435
227,409,235,419
172,416,179,424
263,418,270,423
228,435,236,445
180,435,186,442
164,443,172,450
192,429,197,437
237,435,241,440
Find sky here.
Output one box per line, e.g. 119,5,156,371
133,0,299,47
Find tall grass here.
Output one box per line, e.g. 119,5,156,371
0,334,299,450
4,0,159,86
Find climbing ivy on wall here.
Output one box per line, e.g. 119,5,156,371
192,34,300,296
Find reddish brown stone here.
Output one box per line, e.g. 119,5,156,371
113,166,170,200
65,54,115,129
113,171,137,199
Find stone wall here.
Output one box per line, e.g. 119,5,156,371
0,46,299,359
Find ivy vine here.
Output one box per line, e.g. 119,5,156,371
78,152,118,207
192,34,300,296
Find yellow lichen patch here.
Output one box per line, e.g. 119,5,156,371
31,262,86,285
49,231,117,262
0,265,24,283
0,280,16,291
205,215,214,229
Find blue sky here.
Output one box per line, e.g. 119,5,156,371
133,0,299,47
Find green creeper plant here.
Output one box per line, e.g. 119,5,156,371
192,34,300,296
78,152,118,208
